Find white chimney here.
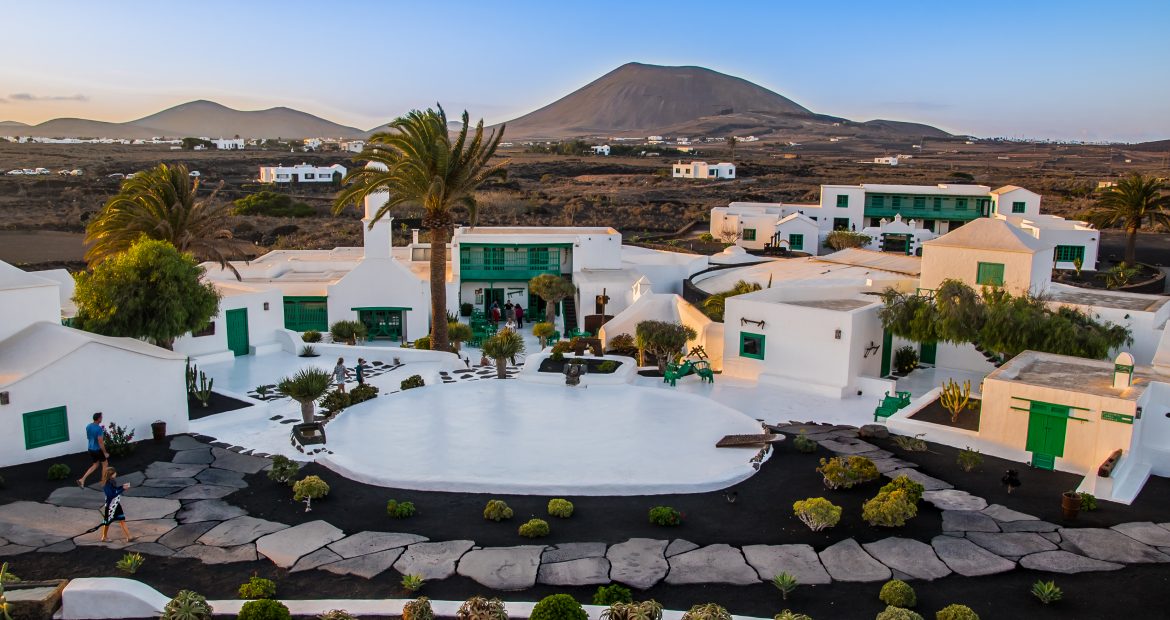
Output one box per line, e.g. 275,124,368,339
361,162,391,259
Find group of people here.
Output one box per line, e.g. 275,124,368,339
332,357,369,392
490,300,525,330
76,412,132,543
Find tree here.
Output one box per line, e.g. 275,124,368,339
482,328,526,379
532,322,556,349
635,320,697,372
1085,173,1170,264
701,279,761,322
277,367,333,424
717,224,741,244
72,238,220,350
726,135,737,158
84,162,250,277
447,321,473,353
333,105,506,352
529,274,577,325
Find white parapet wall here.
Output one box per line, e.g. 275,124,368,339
517,351,638,385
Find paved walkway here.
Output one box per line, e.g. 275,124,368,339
1,429,1167,591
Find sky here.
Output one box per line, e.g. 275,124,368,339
1,0,1168,142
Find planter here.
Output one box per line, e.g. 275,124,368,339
1061,491,1082,520
150,421,167,442
4,579,68,620
292,422,327,448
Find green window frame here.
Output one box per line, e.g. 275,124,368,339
742,228,756,241
1054,245,1085,263
955,198,967,210
891,196,902,208
740,332,765,360
23,406,69,449
976,262,1005,286
871,195,885,208
933,197,942,211
1012,201,1027,213
833,217,850,231
788,233,804,250
836,195,849,208
913,197,926,210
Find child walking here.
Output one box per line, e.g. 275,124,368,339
99,468,132,543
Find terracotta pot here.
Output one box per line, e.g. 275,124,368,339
150,421,167,442
1061,491,1082,520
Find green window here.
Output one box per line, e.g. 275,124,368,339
833,217,850,231
1012,201,1027,213
933,197,942,211
1054,245,1085,263
913,197,926,210
742,228,756,241
283,296,328,332
891,196,902,208
740,332,765,360
976,262,1005,286
955,198,967,210
836,195,849,208
788,233,804,250
871,195,885,208
23,406,69,450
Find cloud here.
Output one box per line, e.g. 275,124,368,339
8,93,89,102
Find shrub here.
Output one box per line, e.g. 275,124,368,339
956,448,982,473
893,346,919,375
772,572,798,600
267,456,300,486
550,351,565,362
483,499,514,521
551,339,574,355
401,573,425,592
607,333,638,357
293,475,330,502
793,432,818,453
792,498,841,531
403,597,434,620
238,599,292,620
681,604,732,620
880,580,917,608
387,499,416,519
162,590,212,620
299,345,318,357
1078,492,1098,511
329,320,368,345
318,611,357,620
934,604,978,620
597,361,618,373
0,566,18,583
232,191,314,217
548,498,575,518
876,608,923,620
529,594,587,620
519,518,550,538
47,463,71,480
863,489,919,527
414,335,432,350
401,375,425,390
349,384,378,404
826,230,872,250
879,475,926,503
302,330,322,343
1031,580,1062,604
238,576,277,600
591,584,633,605
601,601,663,620
774,612,813,620
533,322,556,347
319,390,351,414
105,422,136,457
460,302,474,317
648,506,682,526
817,456,879,489
456,596,508,620
892,434,927,452
116,552,144,574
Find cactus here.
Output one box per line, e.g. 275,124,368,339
0,562,13,620
194,371,214,408
940,379,974,423
185,358,197,396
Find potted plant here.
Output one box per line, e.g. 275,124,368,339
151,420,167,442
1061,490,1082,520
277,367,333,424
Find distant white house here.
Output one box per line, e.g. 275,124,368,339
647,136,664,144
672,161,736,180
209,138,244,150
591,145,611,156
303,138,323,151
258,163,346,184
873,156,898,166
341,140,366,154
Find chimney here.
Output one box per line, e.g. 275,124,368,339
1113,352,1135,389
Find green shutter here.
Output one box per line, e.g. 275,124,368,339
23,406,69,449
976,262,1005,286
836,195,849,208
1055,245,1084,263
742,229,756,241
913,197,926,210
283,296,328,331
788,233,803,250
1012,201,1027,213
740,332,765,360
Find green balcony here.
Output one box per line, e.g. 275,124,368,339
862,193,991,222
459,244,567,280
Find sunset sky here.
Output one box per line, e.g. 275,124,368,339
1,0,1167,141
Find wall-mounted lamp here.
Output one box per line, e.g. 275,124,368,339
263,302,270,311
863,341,880,358
740,318,766,329
834,329,842,340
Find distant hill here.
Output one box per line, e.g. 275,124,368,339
1129,138,1170,151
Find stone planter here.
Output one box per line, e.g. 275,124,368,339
4,579,67,620
292,422,327,450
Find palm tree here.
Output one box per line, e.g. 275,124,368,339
1085,173,1170,265
701,279,761,322
482,328,526,379
333,105,506,352
726,135,738,158
277,367,333,424
529,274,577,325
84,163,249,277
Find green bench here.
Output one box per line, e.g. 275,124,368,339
664,360,715,386
873,390,912,422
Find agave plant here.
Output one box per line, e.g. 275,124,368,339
456,596,507,620
277,367,333,424
161,590,213,620
600,600,663,620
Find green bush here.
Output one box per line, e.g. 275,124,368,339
267,455,300,486
292,475,330,502
876,607,923,620
893,346,919,375
232,191,314,217
319,390,351,414
698,233,715,242
401,375,425,390
1078,492,1098,511
403,597,434,620
934,605,978,620
607,333,638,357
1031,580,1062,604
519,518,550,538
483,499,514,521
299,345,317,357
47,463,71,480
793,432,818,453
329,320,368,345
681,603,732,620
116,552,144,574
387,499,417,519
772,572,798,600
548,498,575,518
956,448,982,473
880,580,917,608
529,594,587,620
349,384,378,404
551,339,575,354
879,475,926,503
863,488,919,527
816,456,879,489
792,497,841,531
456,596,507,620
237,599,291,620
414,335,432,350
597,361,618,373
648,506,682,526
401,573,425,592
161,590,212,620
238,576,277,600
550,351,565,362
601,601,663,620
591,584,633,605
301,331,322,343
774,611,812,620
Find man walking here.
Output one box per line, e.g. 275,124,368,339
78,412,108,487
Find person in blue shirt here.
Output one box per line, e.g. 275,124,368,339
77,412,108,488
98,468,132,543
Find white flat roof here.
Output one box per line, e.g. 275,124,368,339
813,248,923,276
695,253,915,294
0,261,57,292
987,350,1155,401
0,322,183,388
457,226,617,236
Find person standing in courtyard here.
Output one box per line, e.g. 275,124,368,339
354,358,368,386
333,357,348,393
490,304,501,328
514,303,524,329
77,412,108,488
98,468,132,543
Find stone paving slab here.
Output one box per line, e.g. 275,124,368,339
818,538,891,582
199,516,288,547
542,542,607,564
74,518,178,548
1059,528,1170,564
941,510,1000,534
966,532,1058,557
167,484,237,501
170,436,208,451
210,447,270,474
393,540,474,580
742,544,831,585
664,544,759,585
537,556,611,586
176,500,246,524
1018,550,1124,573
127,486,181,498
863,537,951,581
818,437,881,455
120,497,182,520
145,462,207,479
46,487,105,509
37,541,76,554
172,449,214,465
174,543,258,564
457,546,544,590
158,521,216,548
887,468,952,491
126,542,175,557
665,539,699,558
195,469,248,488
142,478,196,489
932,536,1015,576
1112,522,1170,547
607,538,669,589
1000,520,1059,533
0,502,102,547
871,458,919,474
327,531,428,559
0,544,36,556
291,547,343,573
256,520,345,568
981,504,1038,522
923,490,987,512
321,548,403,579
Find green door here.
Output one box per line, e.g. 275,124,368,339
1025,401,1069,470
484,288,505,313
358,309,403,341
226,308,249,357
880,330,893,377
283,296,328,331
920,341,937,365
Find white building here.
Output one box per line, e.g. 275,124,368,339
303,138,323,151
591,145,611,156
341,140,366,153
673,161,736,179
873,156,899,166
209,138,244,150
258,163,346,184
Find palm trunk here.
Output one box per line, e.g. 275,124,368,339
1125,226,1138,265
429,226,451,351
300,401,315,425
495,357,506,379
